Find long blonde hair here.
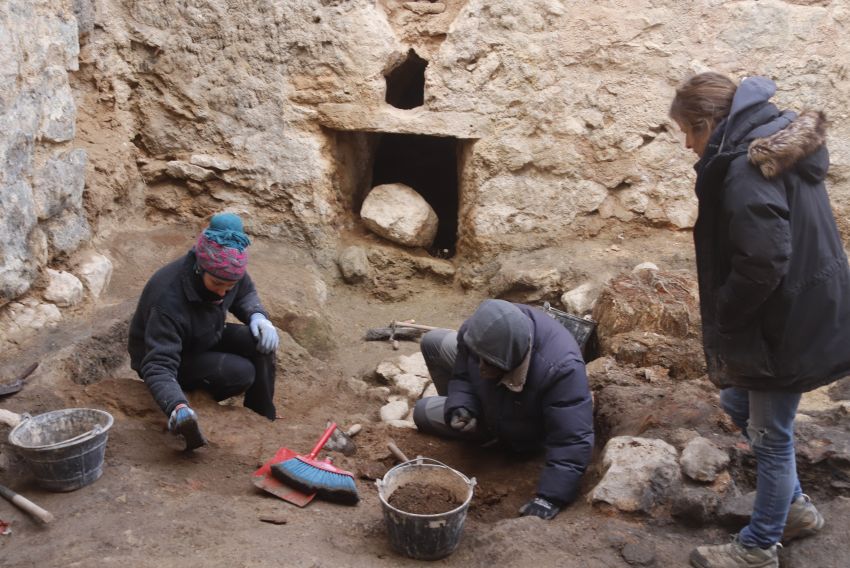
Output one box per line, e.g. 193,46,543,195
670,72,737,135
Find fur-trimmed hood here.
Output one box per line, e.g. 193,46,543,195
748,110,828,179
712,77,829,182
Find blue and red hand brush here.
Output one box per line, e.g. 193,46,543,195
271,423,359,505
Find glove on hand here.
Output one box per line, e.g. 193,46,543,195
518,496,561,520
167,403,207,451
249,313,279,354
449,407,478,433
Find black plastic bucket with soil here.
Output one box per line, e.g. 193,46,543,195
377,458,476,560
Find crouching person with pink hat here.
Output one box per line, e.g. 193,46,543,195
128,212,280,450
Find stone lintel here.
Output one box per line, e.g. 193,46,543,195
316,103,490,139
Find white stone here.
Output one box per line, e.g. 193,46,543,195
386,419,417,429
680,437,730,483
43,268,84,307
190,154,233,171
392,373,429,399
591,436,681,513
632,262,659,273
397,352,429,378
360,183,438,248
0,300,62,345
166,160,214,182
380,400,410,422
403,2,446,15
561,282,597,316
376,360,402,382
75,252,113,298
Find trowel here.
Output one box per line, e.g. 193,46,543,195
0,363,37,397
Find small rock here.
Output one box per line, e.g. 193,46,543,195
380,400,409,422
680,437,730,482
166,160,214,182
403,1,446,15
392,373,429,399
43,268,84,307
398,352,429,377
387,419,416,429
75,251,113,298
337,246,371,284
561,282,597,316
716,490,757,528
632,262,659,273
621,541,656,566
666,428,701,450
190,154,233,171
376,360,402,382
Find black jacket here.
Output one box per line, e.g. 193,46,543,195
444,304,594,505
693,77,850,392
128,250,268,414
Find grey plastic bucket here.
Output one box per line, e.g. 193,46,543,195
377,458,476,561
8,408,113,492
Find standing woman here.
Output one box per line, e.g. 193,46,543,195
671,73,850,568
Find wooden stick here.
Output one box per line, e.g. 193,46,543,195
0,484,54,524
0,409,21,427
391,321,444,332
387,441,410,463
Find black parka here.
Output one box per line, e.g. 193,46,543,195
693,77,850,392
128,250,268,414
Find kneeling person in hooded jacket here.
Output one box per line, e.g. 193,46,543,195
413,299,594,520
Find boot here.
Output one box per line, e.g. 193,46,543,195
690,535,778,568
782,494,824,542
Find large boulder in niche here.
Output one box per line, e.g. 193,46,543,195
360,183,438,248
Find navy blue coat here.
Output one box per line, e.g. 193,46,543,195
693,78,850,392
444,304,594,505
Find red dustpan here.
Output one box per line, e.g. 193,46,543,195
253,447,316,507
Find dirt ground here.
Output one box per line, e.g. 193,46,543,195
1,225,847,567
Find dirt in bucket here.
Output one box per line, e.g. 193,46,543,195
388,482,462,515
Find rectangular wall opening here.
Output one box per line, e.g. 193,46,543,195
329,129,462,259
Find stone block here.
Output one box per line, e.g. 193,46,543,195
43,268,84,307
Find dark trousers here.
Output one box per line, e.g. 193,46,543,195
178,324,276,420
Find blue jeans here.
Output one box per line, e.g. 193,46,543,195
720,387,803,548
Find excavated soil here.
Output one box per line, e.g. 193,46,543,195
387,482,462,515
0,225,847,567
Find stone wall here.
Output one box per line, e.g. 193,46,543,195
4,0,850,305
0,0,87,306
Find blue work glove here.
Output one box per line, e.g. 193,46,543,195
167,403,207,451
449,407,478,433
249,313,279,354
519,496,561,520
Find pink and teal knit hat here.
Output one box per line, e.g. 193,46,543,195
194,212,250,281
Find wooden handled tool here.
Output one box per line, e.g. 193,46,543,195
387,441,410,463
0,484,54,524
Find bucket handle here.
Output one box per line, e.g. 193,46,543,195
49,424,103,449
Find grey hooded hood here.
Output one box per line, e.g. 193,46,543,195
464,299,532,391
